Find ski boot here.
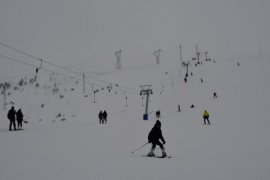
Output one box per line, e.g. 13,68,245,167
161,148,167,158
147,148,155,157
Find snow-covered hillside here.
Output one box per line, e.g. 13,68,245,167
0,55,270,180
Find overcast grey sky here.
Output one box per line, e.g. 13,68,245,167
0,0,269,78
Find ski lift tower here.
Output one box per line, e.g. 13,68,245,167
154,49,161,65
180,44,183,65
196,44,200,63
115,50,122,69
139,85,153,120
204,51,208,61
2,83,7,110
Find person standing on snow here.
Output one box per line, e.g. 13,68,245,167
213,92,218,99
203,110,210,125
178,104,181,112
156,110,160,118
103,110,107,124
7,106,17,131
147,120,167,157
98,111,103,124
16,108,24,130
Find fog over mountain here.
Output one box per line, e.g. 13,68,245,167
1,1,270,180
0,0,269,79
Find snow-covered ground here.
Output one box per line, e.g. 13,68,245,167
1,55,270,180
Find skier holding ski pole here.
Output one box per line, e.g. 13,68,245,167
147,120,167,158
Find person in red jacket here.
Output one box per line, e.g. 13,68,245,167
147,120,167,157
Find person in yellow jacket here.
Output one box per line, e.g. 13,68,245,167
203,110,210,125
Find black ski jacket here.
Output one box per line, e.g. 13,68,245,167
17,110,24,122
7,108,16,121
148,124,165,144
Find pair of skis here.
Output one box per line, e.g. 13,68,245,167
142,154,172,158
132,143,171,158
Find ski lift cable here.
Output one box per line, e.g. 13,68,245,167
0,41,85,77
0,42,151,95
0,56,137,116
43,62,139,95
0,53,80,82
0,52,155,97
0,53,106,88
0,53,136,95
0,42,41,62
0,42,114,80
0,45,135,94
0,54,38,69
0,41,129,93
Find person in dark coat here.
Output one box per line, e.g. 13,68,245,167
7,106,16,131
147,120,167,157
102,110,107,124
98,111,103,124
213,92,218,98
178,105,181,112
16,108,24,130
156,110,160,118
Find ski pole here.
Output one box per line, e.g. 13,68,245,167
131,142,149,154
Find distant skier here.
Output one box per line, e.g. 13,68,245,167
200,78,204,83
147,120,167,157
16,108,24,130
203,110,210,125
213,92,218,99
190,104,195,108
178,105,181,112
156,110,160,118
7,106,16,131
98,111,103,124
103,110,107,124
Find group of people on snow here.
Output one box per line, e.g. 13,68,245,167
7,106,24,131
147,109,211,157
98,110,107,124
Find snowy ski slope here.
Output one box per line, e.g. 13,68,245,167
0,55,270,180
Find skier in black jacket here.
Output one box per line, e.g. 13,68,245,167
16,108,24,130
103,110,107,124
98,111,103,124
7,106,16,131
147,120,167,157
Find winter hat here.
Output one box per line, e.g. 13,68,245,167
156,120,161,126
